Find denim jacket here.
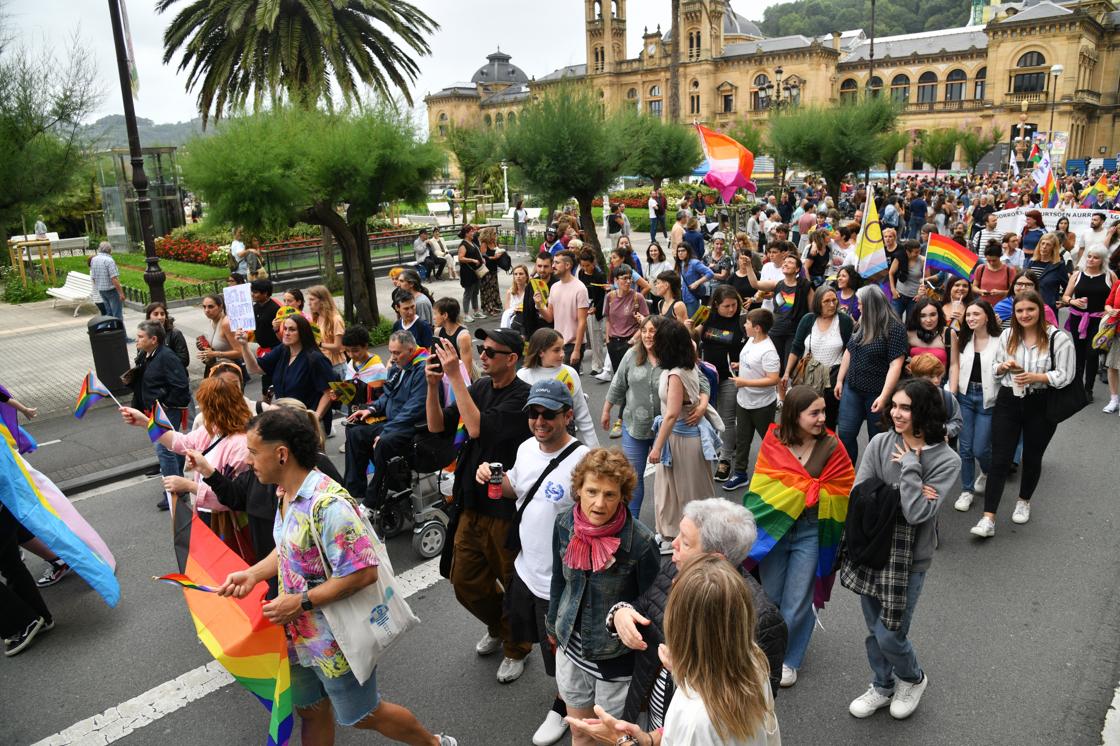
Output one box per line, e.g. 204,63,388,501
546,508,661,660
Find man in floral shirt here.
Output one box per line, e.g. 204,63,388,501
219,408,456,745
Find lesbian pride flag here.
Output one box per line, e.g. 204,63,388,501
695,124,756,203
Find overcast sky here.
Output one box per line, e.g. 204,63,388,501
7,0,781,126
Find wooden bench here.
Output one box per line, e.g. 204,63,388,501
46,271,97,316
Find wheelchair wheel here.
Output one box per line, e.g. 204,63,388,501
412,521,446,559
377,503,411,539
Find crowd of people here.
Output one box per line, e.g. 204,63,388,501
3,166,1117,745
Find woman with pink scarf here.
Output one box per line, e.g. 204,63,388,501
546,448,661,746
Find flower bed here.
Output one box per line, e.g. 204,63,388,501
155,235,223,265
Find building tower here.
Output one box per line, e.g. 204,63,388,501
586,0,627,75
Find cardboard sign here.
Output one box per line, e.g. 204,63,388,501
223,283,255,332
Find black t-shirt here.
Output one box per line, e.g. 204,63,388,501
254,298,281,349
700,312,745,381
578,267,608,319
444,376,531,519
730,272,756,305
770,279,811,337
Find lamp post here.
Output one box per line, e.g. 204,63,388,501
1013,100,1030,177
107,0,165,304
759,66,800,111
1047,63,1064,153
500,161,510,211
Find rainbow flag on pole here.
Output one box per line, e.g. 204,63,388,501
168,496,293,746
695,124,757,203
1080,174,1114,207
74,371,112,418
854,195,888,278
741,424,854,608
146,401,175,443
156,573,219,593
926,234,979,279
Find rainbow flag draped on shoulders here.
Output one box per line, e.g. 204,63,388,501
742,424,855,608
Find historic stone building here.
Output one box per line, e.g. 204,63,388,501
424,0,1120,174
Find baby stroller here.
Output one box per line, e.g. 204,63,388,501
370,427,453,559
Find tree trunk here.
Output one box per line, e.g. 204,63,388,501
576,195,608,269
653,177,664,190
669,0,681,122
311,202,375,327
350,218,380,326
339,232,354,323
321,226,342,294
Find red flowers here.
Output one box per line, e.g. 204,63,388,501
155,236,222,264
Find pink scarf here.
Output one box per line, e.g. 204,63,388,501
564,503,628,572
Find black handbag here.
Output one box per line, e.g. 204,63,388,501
504,440,583,553
1045,331,1088,424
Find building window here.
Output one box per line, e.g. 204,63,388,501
917,72,938,103
867,76,883,97
752,74,772,110
649,99,663,117
507,112,516,126
437,112,448,138
723,93,734,113
689,94,700,115
688,30,701,61
593,46,605,73
891,74,910,103
1018,51,1046,67
974,67,986,100
649,84,661,97
839,77,858,104
627,87,637,99
945,69,966,101
495,112,503,129
1012,52,1047,93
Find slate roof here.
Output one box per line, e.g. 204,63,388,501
843,26,987,62
481,83,530,105
996,1,1073,22
537,63,587,82
721,35,816,57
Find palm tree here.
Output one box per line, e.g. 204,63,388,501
157,0,438,126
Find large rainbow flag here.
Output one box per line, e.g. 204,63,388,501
926,234,979,279
741,424,855,608
695,124,756,203
170,496,292,746
0,420,119,606
1080,174,1117,208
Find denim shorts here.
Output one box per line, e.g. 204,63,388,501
290,659,381,726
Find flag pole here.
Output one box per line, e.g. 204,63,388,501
105,389,125,410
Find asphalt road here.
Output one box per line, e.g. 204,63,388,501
4,370,1119,746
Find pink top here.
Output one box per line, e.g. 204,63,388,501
909,344,948,367
167,429,250,512
548,276,591,345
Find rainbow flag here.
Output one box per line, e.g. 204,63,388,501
170,495,293,746
74,371,111,419
695,124,757,203
1079,174,1113,207
741,424,855,608
0,420,119,606
410,348,430,368
147,401,175,443
156,573,219,593
1041,169,1059,208
926,234,979,279
854,195,888,278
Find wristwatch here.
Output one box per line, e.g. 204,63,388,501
300,591,314,611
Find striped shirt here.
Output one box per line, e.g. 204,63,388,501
562,629,633,682
993,327,1076,392
89,253,119,292
647,668,671,729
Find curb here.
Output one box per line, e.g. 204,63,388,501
56,456,159,496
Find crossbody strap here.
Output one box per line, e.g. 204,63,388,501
514,440,583,523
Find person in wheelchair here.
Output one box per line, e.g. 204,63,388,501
343,330,430,511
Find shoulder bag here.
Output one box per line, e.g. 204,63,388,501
307,494,421,685
790,325,831,395
504,440,584,552
1045,330,1088,424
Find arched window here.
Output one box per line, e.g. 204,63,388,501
507,112,516,126
495,112,504,129
945,69,966,101
1013,52,1047,93
593,46,605,73
753,74,773,110
917,71,938,103
839,77,858,104
890,74,910,103
867,75,883,97
687,30,701,61
690,79,700,90
974,67,987,100
649,84,661,97
483,114,492,127
626,87,637,99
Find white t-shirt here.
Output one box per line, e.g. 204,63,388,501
649,197,658,219
736,337,780,410
663,684,780,746
509,437,589,599
759,263,784,311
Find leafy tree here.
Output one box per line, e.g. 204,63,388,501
726,120,766,159
913,128,960,178
181,107,442,324
504,86,627,259
874,130,912,189
958,126,1005,175
158,0,438,126
0,34,99,236
444,125,501,204
625,115,702,190
766,98,898,204
756,0,968,38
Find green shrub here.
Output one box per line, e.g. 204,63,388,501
3,278,49,304
208,248,231,268
369,318,395,346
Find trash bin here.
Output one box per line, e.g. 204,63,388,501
87,315,131,393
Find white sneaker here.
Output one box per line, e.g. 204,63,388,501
889,674,928,719
849,685,892,718
531,710,568,745
461,314,474,323
953,491,975,512
780,664,798,688
475,632,502,656
1103,398,1120,414
496,656,525,683
1011,499,1031,524
338,442,346,453
473,311,488,319
974,472,987,494
970,516,996,538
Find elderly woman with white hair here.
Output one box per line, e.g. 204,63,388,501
1060,245,1117,402
605,498,788,730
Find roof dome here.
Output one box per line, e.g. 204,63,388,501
470,50,529,85
724,7,763,38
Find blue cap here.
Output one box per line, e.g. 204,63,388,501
524,379,573,412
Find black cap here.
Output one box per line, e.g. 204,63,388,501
474,327,523,353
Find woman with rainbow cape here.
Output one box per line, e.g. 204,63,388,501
741,385,855,690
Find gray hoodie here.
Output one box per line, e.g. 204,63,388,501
854,430,961,572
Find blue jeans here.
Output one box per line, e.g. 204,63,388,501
837,385,882,466
684,297,701,318
892,294,914,321
860,570,926,695
759,511,819,670
100,289,123,323
956,383,992,492
620,429,654,518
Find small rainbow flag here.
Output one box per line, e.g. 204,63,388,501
926,234,979,279
1079,174,1114,208
1041,169,1059,208
155,573,218,593
74,371,111,419
695,124,756,202
146,402,175,444
410,348,430,368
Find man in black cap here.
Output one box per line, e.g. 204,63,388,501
426,327,533,677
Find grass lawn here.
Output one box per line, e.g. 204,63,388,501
590,207,651,231
52,253,228,292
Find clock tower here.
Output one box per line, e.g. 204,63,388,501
586,0,627,75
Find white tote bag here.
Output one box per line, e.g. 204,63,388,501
307,497,420,685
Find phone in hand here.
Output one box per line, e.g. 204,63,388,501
428,358,443,374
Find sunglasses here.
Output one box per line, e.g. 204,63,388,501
527,407,563,420
476,345,513,358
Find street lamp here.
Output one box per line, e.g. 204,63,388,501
500,161,510,211
758,66,800,110
1047,63,1063,152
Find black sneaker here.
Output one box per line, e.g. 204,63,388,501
36,561,70,588
156,496,170,511
4,617,46,657
714,460,731,482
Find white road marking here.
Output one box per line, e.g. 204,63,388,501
1103,683,1120,745
36,439,62,447
33,556,443,746
70,476,160,503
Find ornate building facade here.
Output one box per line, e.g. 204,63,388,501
425,0,1120,173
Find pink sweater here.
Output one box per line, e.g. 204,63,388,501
167,429,250,512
